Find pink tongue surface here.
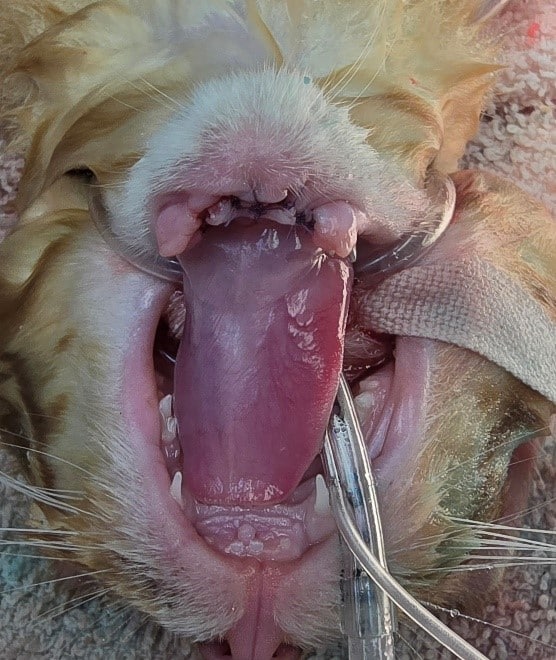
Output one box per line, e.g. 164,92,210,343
175,223,352,504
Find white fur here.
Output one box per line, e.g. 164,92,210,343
107,68,429,259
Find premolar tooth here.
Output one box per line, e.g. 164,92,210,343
265,207,296,225
354,391,374,422
159,394,173,420
159,394,178,444
314,474,330,515
164,416,178,441
170,471,183,507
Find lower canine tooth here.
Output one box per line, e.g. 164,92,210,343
170,471,183,507
314,474,330,515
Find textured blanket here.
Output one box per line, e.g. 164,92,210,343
1,0,554,658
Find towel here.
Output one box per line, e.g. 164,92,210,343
0,0,554,657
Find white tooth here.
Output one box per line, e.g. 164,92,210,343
170,471,183,507
164,416,178,440
354,391,374,420
159,394,173,420
265,207,296,225
206,199,233,225
162,416,178,444
314,474,330,515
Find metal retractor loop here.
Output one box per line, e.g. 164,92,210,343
88,188,182,282
354,173,456,282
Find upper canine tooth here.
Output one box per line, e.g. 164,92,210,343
314,474,331,516
170,471,183,507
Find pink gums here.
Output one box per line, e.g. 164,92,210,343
174,223,352,505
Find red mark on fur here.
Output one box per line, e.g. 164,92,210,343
526,22,541,40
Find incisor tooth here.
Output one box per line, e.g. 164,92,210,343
170,471,183,507
314,474,330,515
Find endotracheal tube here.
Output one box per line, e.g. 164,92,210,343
322,375,488,660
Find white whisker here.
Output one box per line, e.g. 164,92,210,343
451,516,556,537
325,2,388,99
424,602,556,654
0,528,78,536
136,76,186,110
0,471,98,518
0,439,98,479
494,495,556,525
37,587,112,622
0,552,75,562
0,539,99,552
1,568,110,595
424,558,555,573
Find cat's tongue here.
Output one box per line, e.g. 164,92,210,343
175,223,352,505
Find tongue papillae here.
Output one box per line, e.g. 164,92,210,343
175,223,352,505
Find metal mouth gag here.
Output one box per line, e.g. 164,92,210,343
322,374,488,660
354,173,456,283
88,174,455,286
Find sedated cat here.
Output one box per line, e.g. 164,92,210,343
0,1,555,658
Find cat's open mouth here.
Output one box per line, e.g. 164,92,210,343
144,204,406,565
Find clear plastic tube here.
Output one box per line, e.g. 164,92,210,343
322,375,488,660
323,378,396,659
326,478,488,660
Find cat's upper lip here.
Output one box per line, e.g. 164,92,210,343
153,190,366,260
